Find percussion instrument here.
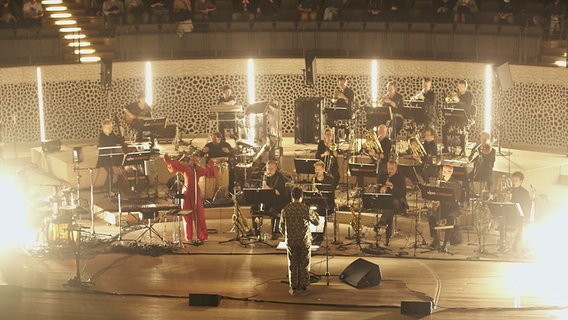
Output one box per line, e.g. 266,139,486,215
205,160,230,200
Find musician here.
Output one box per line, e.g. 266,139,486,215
218,85,236,105
413,77,437,129
316,127,340,187
202,132,234,194
163,152,216,244
124,91,152,142
97,119,126,193
419,128,439,183
377,161,407,246
262,160,291,240
442,80,473,154
507,171,530,252
312,160,336,216
279,187,320,296
428,164,462,251
333,76,354,108
380,81,404,135
217,85,237,140
469,131,495,192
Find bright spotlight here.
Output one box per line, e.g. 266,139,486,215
371,60,378,106
145,61,153,106
484,64,492,133
247,58,255,104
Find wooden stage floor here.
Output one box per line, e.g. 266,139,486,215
1,140,568,319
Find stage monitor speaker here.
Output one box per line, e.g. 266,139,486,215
41,139,61,153
101,59,112,88
294,97,323,144
305,55,316,86
495,62,513,91
400,301,433,315
188,293,221,306
339,258,382,289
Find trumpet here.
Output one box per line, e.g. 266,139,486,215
378,92,390,106
412,89,425,101
445,91,459,103
408,133,427,164
365,129,383,155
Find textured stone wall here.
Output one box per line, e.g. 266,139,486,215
0,59,565,153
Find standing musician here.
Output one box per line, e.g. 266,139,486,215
279,187,320,296
312,160,336,216
412,77,437,129
163,152,216,244
202,132,235,194
377,161,407,246
417,127,439,183
262,160,291,240
506,171,530,252
316,127,340,187
442,80,473,154
124,91,152,142
379,81,404,135
333,76,354,108
359,124,391,187
428,164,462,251
469,131,495,192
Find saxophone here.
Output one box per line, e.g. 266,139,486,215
350,200,362,236
231,192,251,238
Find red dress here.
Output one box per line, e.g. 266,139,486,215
163,154,215,241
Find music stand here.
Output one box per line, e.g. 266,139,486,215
365,106,392,129
325,106,352,121
243,188,275,246
348,162,377,187
96,146,124,198
122,151,151,198
487,202,523,253
442,108,468,127
140,117,166,149
294,158,318,181
405,103,425,124
303,190,332,217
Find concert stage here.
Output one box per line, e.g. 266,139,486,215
1,140,567,319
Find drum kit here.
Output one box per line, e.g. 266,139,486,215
33,184,80,247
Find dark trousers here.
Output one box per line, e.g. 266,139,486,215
379,197,406,243
428,211,456,246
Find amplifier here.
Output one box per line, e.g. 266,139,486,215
41,139,61,153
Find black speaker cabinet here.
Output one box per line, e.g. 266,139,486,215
101,59,112,88
400,301,433,315
294,97,323,144
339,258,382,289
304,55,316,86
188,293,221,306
495,62,513,91
41,139,61,153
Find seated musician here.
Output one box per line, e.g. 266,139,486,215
428,164,462,251
377,160,407,246
163,151,215,244
316,127,340,187
312,160,336,216
202,132,234,194
97,119,126,192
124,91,152,142
260,160,291,240
506,171,530,252
379,81,404,135
442,80,473,154
217,85,237,139
417,128,439,183
468,131,495,192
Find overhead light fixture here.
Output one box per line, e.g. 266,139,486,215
80,56,101,63
64,34,86,39
42,0,63,4
74,49,96,55
55,19,77,25
59,27,81,32
46,5,67,11
50,13,71,18
68,41,91,47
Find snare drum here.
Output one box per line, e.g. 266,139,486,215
47,221,74,245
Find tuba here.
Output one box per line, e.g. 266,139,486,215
408,133,427,164
231,192,251,237
365,129,383,155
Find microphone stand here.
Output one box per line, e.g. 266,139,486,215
315,184,331,286
192,162,202,246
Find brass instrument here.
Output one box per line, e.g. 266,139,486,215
231,192,251,238
408,133,427,164
311,176,317,191
350,201,363,236
412,89,425,101
365,129,383,156
445,91,459,103
324,128,337,173
377,92,390,106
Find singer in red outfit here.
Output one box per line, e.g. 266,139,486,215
163,152,215,243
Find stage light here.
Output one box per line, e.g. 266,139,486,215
59,27,81,33
55,19,76,25
484,64,492,133
74,48,95,55
371,59,378,107
50,13,71,18
0,172,37,250
247,58,255,104
46,5,67,11
64,34,86,40
554,60,566,67
248,113,256,142
68,41,90,47
145,61,153,106
37,67,45,142
42,0,63,4
80,56,101,63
